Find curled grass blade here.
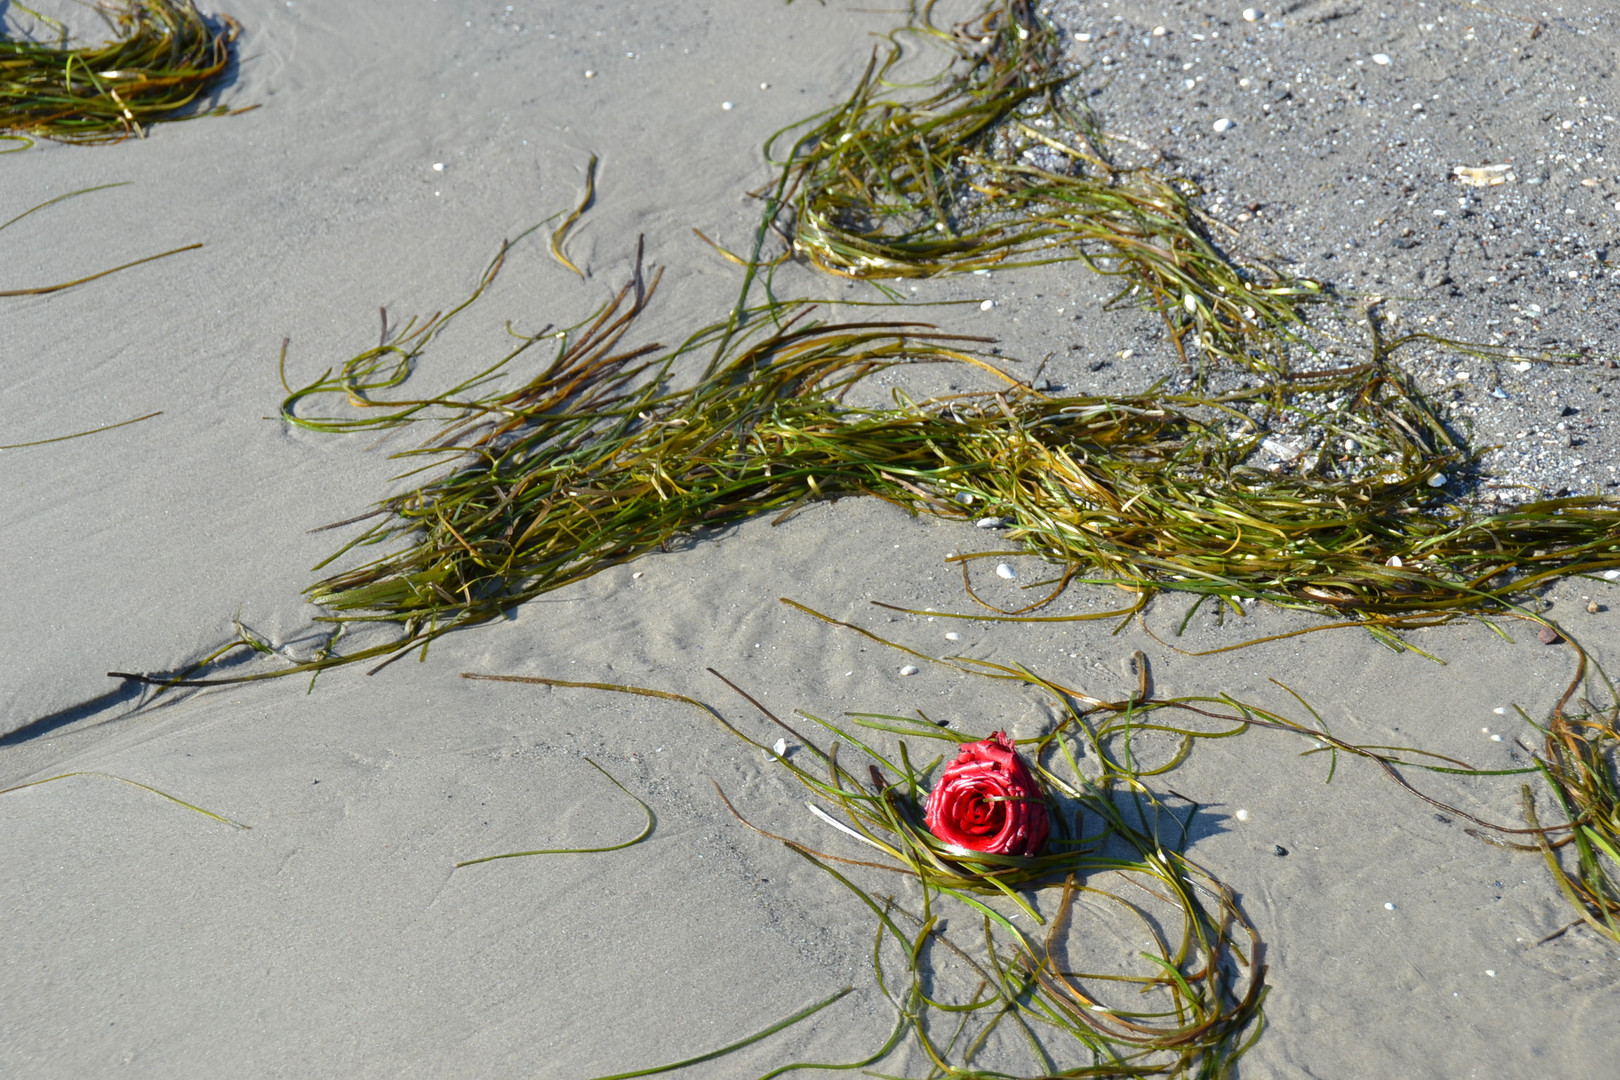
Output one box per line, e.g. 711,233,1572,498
585,986,854,1080
0,770,250,829
550,153,598,279
0,242,202,296
452,756,654,867
1,409,160,449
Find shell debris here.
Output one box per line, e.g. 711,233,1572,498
995,563,1017,580
1454,163,1515,187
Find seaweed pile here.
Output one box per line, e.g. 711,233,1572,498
103,0,1616,1021
1,0,240,148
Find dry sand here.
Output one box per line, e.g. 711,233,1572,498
3,1,1618,1077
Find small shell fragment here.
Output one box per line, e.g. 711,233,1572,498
1242,8,1260,22
1427,473,1447,488
772,737,789,756
1386,555,1404,568
945,631,962,641
1235,809,1251,823
979,299,995,311
995,563,1017,580
1212,117,1236,133
899,664,920,676
1453,163,1515,187
1371,53,1392,66
976,516,1006,529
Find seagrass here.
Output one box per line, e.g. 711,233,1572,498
0,1,240,147
756,0,1323,379
100,0,1616,961
461,666,1269,1076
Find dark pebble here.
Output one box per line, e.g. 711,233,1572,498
1273,845,1289,857
1538,625,1564,645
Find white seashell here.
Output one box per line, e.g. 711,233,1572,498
945,632,962,642
996,563,1016,580
772,737,789,756
899,664,920,676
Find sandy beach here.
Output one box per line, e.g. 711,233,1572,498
4,1,1619,1077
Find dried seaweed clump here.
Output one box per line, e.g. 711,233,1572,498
1,1,240,148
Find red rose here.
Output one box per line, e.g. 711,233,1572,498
923,731,1049,857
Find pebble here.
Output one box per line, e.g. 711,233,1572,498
995,563,1017,580
1152,25,1168,37
721,101,734,111
1235,808,1251,822
945,631,962,642
979,299,995,311
1213,117,1236,133
632,571,644,579
1274,845,1288,857
1604,570,1620,581
899,664,920,676
431,162,445,172
976,516,1006,529
1538,626,1564,645
1385,902,1397,911
1242,7,1260,22
584,69,596,78
1372,53,1392,66
1589,601,1602,614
